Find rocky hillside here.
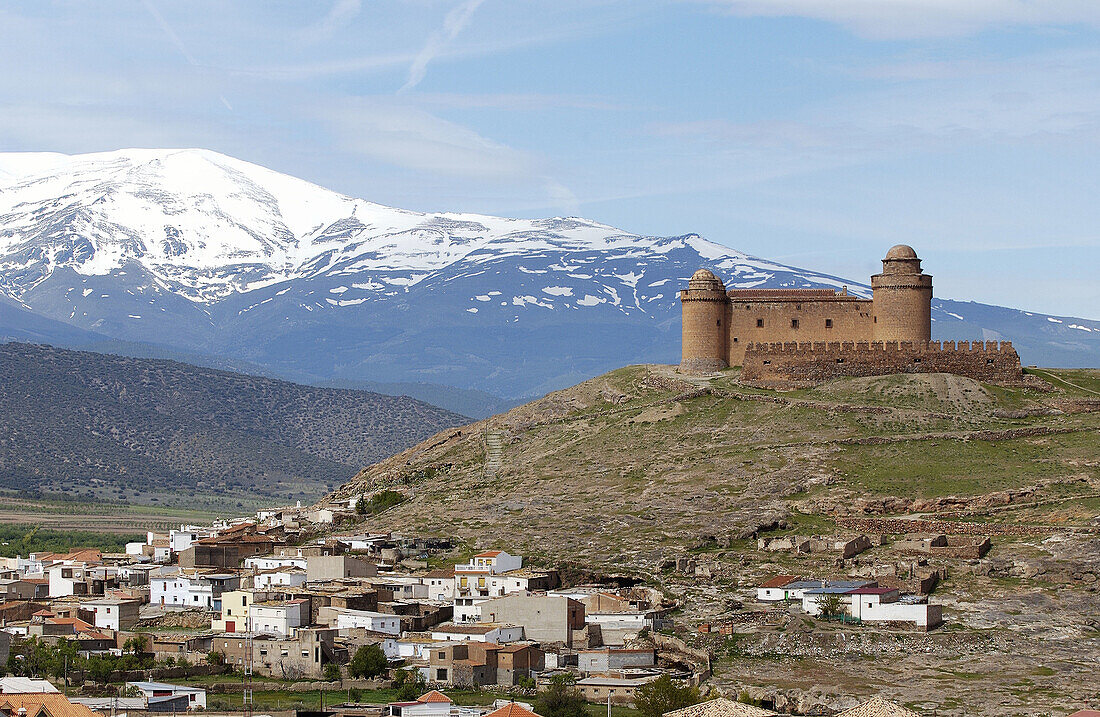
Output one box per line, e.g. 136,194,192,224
0,342,469,511
327,365,1100,716
329,365,1099,563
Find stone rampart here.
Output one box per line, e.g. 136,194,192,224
741,340,1024,385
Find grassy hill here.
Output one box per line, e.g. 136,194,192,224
329,365,1098,564
0,342,470,512
327,365,1099,716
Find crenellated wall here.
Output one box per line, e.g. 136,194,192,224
741,340,1024,384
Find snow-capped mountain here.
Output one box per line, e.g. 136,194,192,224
0,148,1096,398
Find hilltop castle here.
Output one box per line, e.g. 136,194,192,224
680,245,1024,384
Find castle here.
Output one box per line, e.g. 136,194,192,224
680,245,1024,385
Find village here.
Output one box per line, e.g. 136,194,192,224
0,494,1056,717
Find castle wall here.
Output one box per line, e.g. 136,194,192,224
741,341,1024,385
724,296,873,366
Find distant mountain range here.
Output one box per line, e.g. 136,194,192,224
0,148,1096,402
0,343,468,511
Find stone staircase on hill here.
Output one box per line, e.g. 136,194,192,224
484,430,505,478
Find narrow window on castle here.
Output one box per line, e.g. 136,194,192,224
873,316,877,323
795,304,801,310
756,319,764,328
732,337,738,343
791,319,799,329
716,319,721,327
836,358,844,364
825,319,833,329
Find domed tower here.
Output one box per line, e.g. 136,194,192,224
871,244,932,342
680,269,729,373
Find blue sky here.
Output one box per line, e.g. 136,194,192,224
1,1,1098,317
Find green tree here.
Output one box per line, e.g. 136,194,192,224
817,593,846,619
633,676,702,717
323,663,342,682
86,656,114,685
533,674,588,717
206,651,226,666
393,670,426,702
348,644,387,679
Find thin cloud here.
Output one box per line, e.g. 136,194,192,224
689,0,1100,39
299,0,363,46
141,0,233,112
399,0,486,93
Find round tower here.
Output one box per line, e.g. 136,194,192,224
680,268,728,373
871,244,932,342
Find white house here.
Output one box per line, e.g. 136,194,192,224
755,575,801,602
386,690,454,717
333,609,402,635
151,569,237,609
424,570,455,601
47,563,88,597
243,555,308,571
87,597,141,631
169,527,214,554
251,567,307,589
429,623,524,644
803,586,943,629
126,682,207,710
249,599,309,638
453,596,489,623
456,551,523,576
381,637,443,662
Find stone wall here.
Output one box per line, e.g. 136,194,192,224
741,340,1024,385
723,293,873,366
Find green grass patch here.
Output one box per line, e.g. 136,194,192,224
832,430,1099,498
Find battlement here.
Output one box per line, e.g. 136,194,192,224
746,340,1015,355
741,339,1024,386
726,288,841,299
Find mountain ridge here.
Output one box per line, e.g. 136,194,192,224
1,148,1096,398
0,342,470,511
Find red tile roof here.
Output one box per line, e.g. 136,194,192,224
416,691,453,704
0,692,101,717
484,703,538,717
760,575,799,589
474,551,503,558
846,587,898,595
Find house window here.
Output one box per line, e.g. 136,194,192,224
791,319,799,329
756,319,764,328
436,669,448,681
825,319,833,328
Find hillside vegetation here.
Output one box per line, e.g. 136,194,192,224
329,365,1099,567
328,365,1100,716
0,342,469,511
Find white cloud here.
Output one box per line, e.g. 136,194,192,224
400,0,486,93
322,101,533,178
691,0,1100,39
299,0,363,45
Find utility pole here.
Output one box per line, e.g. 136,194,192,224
244,613,254,717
